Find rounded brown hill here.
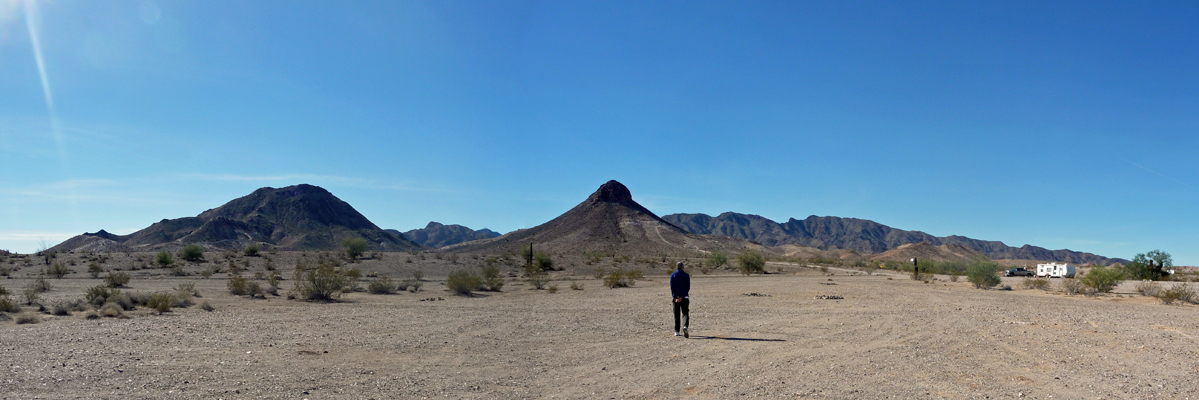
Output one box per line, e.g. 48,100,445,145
869,242,988,264
49,184,419,252
446,180,761,257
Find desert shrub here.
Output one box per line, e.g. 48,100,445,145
145,292,175,313
706,252,728,269
1157,283,1196,305
104,271,130,288
343,268,363,292
367,276,396,294
481,265,504,291
570,280,584,290
446,269,482,295
948,274,960,283
342,237,369,261
15,313,39,324
290,259,348,301
523,262,550,290
99,302,124,318
625,269,643,284
0,297,17,313
51,302,71,316
21,287,40,305
547,284,558,293
1059,278,1085,295
0,285,8,297
534,253,554,271
227,273,261,296
1136,281,1162,297
966,263,1000,289
199,300,214,312
156,251,174,267
603,268,635,288
180,244,205,262
30,276,53,292
198,268,214,279
85,286,120,307
400,270,424,292
1081,266,1124,294
243,244,260,257
266,273,282,287
88,262,104,278
1023,277,1051,291
737,251,766,275
47,262,70,278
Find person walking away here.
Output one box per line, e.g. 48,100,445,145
670,261,690,338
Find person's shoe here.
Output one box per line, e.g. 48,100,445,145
674,331,680,336
683,327,689,338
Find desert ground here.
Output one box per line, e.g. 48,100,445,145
2,252,1198,399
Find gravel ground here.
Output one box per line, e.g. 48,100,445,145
3,262,1198,399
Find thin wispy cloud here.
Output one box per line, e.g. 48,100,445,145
1122,158,1194,189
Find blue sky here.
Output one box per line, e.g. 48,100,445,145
2,1,1196,265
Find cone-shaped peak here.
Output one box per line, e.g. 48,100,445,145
588,180,633,204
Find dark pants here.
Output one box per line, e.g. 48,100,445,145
673,298,689,332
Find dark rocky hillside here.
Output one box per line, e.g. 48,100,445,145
664,212,1125,265
49,184,420,252
445,180,758,257
395,222,500,248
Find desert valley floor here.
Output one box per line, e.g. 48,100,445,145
3,258,1198,399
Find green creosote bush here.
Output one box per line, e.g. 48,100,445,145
145,292,176,313
85,285,121,307
400,270,424,292
105,271,131,288
290,258,348,301
367,276,396,294
966,263,1001,289
0,297,17,313
705,251,728,270
243,244,260,257
47,262,70,279
603,268,642,288
1156,283,1196,305
341,237,369,261
481,265,504,292
1023,277,1051,291
156,250,174,267
523,263,550,290
180,244,205,263
227,273,263,297
1080,266,1124,294
737,251,766,275
446,269,483,295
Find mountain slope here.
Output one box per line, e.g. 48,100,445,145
398,222,501,248
663,212,1124,265
50,184,420,252
446,180,757,257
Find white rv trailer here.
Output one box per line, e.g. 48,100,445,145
1036,263,1077,278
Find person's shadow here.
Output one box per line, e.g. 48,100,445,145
688,335,785,342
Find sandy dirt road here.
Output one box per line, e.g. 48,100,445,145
3,268,1198,399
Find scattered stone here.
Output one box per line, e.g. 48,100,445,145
742,293,771,297
814,295,844,300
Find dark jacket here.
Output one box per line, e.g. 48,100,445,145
670,270,690,298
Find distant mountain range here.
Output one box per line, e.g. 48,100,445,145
49,184,420,252
392,222,500,248
662,212,1125,265
45,182,1125,265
